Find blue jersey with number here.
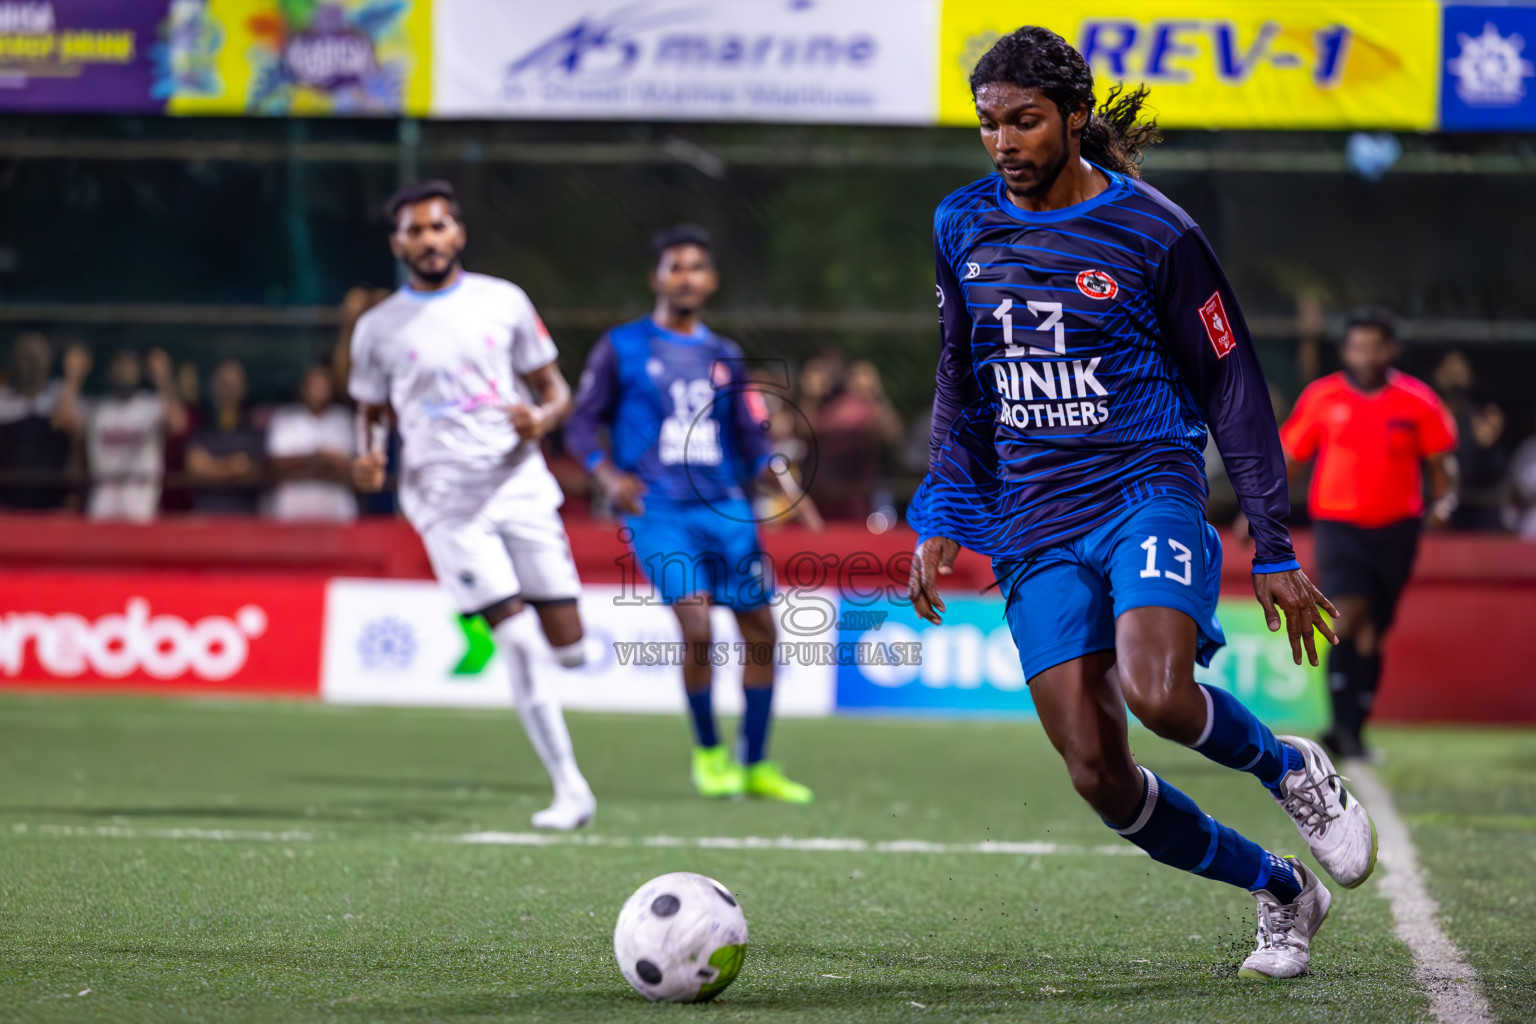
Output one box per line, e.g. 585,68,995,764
907,168,1298,571
566,317,773,504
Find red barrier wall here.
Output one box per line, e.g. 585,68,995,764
1,514,1531,722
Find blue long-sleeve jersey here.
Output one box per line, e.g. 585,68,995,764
907,169,1298,572
566,317,773,503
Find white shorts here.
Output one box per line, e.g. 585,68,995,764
420,498,582,614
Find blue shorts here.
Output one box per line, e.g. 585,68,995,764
994,496,1226,682
626,497,773,612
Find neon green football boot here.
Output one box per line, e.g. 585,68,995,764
744,761,814,804
692,745,746,798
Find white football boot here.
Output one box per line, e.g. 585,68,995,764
530,785,596,831
1239,859,1332,979
1272,735,1378,888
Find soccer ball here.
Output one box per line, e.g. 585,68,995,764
613,871,748,1003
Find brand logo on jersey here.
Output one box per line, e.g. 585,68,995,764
935,284,944,309
964,262,982,280
1199,292,1237,359
1076,269,1118,300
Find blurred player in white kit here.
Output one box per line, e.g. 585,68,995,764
348,179,595,831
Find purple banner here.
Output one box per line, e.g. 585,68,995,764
0,0,166,113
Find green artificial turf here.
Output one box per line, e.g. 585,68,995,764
0,694,1520,1022
1376,727,1536,1024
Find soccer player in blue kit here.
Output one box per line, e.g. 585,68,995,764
906,28,1378,978
567,225,822,803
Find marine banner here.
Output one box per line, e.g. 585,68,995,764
0,0,165,112
164,0,431,116
939,0,1442,130
430,0,938,124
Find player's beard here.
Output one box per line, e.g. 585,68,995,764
407,244,464,287
999,121,1072,200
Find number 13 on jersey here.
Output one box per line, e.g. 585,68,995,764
994,298,1065,357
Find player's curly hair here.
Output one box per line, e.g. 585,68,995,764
969,26,1160,178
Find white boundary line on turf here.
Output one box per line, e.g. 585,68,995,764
1349,764,1495,1024
6,822,1142,858
433,831,1145,857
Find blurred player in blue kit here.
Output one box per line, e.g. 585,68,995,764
567,226,823,803
906,28,1378,978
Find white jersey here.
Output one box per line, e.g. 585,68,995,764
266,402,357,522
348,272,564,532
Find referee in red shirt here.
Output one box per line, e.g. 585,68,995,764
1280,310,1458,760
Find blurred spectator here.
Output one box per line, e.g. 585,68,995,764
266,364,356,522
0,332,81,509
1506,420,1536,540
159,360,203,512
331,286,392,395
809,359,903,521
69,347,187,522
186,358,264,514
1432,351,1507,530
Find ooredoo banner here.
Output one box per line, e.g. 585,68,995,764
0,573,325,695
431,0,938,124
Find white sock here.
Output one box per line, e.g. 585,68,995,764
494,613,590,803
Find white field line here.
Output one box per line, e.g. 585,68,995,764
6,821,1141,858
439,831,1144,857
1349,765,1495,1024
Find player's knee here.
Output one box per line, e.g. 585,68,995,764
551,641,586,668
1065,752,1139,818
1354,622,1379,657
1120,670,1201,744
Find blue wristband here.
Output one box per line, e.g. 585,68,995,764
1251,559,1301,574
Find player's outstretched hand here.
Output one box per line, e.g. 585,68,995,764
351,451,387,494
908,536,959,625
1253,568,1339,667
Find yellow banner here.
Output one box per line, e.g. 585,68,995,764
165,0,431,117
939,2,1440,129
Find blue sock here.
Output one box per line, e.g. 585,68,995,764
740,686,774,765
1109,767,1302,904
1193,684,1301,789
686,689,718,748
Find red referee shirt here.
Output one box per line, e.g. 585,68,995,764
1280,370,1457,527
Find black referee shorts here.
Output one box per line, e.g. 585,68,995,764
1313,518,1421,632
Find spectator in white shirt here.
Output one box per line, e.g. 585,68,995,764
60,347,186,522
266,364,356,522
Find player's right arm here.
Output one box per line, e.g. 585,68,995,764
347,311,390,494
567,334,646,515
909,224,974,626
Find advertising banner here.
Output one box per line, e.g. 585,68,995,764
835,594,1326,728
431,0,938,124
939,0,1441,129
0,573,325,695
321,579,837,715
0,0,164,112
1440,4,1536,130
164,0,431,116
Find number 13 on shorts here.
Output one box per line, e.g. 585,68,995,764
1140,535,1194,586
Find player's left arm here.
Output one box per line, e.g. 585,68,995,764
1154,228,1337,666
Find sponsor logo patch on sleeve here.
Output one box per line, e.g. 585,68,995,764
1198,292,1237,358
